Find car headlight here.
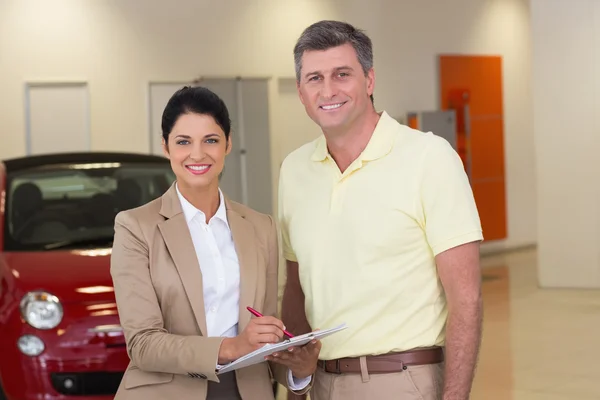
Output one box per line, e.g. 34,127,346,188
17,335,45,356
20,291,63,330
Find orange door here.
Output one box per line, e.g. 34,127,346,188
439,55,507,241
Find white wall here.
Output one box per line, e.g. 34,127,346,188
0,0,535,252
531,0,600,288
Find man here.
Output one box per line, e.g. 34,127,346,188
277,20,483,400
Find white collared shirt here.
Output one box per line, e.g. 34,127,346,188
175,184,310,390
177,184,240,339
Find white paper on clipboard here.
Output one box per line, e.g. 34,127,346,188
216,323,347,375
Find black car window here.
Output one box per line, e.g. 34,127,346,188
4,162,175,251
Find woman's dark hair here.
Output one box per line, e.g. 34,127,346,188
161,86,231,144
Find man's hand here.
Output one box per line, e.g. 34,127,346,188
266,339,322,379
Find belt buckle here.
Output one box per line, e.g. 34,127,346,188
331,359,342,374
322,359,343,374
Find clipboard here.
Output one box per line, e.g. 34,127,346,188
216,322,347,374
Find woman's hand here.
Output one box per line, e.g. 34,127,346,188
218,316,285,364
266,338,322,379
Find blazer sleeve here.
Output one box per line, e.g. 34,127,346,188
110,210,225,382
265,215,313,395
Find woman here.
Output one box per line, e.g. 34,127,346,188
110,86,319,400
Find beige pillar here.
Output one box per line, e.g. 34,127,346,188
531,0,600,288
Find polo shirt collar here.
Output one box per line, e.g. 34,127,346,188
311,136,328,161
175,183,229,227
311,111,396,162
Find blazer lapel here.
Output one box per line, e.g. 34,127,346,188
226,199,258,333
157,184,208,336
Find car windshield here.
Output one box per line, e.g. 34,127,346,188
4,161,175,251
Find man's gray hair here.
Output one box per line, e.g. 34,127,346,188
293,20,373,82
293,20,374,102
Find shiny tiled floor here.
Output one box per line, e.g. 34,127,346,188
277,248,600,399
474,248,600,399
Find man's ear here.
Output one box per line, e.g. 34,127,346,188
366,67,375,98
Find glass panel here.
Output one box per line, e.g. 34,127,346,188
5,162,175,251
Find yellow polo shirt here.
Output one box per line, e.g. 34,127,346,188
277,111,483,360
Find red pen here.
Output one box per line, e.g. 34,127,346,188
246,306,294,338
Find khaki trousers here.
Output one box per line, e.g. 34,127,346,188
309,359,444,400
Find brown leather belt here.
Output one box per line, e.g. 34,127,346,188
317,347,444,374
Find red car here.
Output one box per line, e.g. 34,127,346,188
0,152,175,400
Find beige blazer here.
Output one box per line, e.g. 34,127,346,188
110,183,309,399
